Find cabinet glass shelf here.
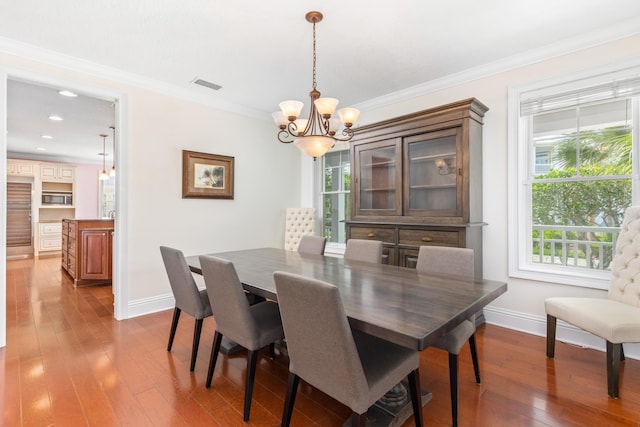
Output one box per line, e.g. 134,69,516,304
363,163,396,169
362,187,396,192
410,151,456,161
410,183,456,189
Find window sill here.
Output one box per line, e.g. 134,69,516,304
509,263,610,290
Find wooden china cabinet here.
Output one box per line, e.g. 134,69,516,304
346,98,488,278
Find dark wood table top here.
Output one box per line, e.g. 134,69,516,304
187,247,507,351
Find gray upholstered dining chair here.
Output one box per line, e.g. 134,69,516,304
416,245,478,427
297,235,326,255
344,238,383,263
160,246,213,372
546,205,640,398
274,270,423,427
199,255,285,422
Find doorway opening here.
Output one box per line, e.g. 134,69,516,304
2,72,128,349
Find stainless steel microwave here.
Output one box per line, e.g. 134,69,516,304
42,192,73,206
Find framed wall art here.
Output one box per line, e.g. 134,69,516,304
182,150,234,199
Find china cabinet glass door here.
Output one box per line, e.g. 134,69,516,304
354,138,402,216
404,128,462,217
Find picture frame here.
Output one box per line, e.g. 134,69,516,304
182,150,234,199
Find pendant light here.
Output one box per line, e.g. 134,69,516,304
99,134,109,181
109,126,116,177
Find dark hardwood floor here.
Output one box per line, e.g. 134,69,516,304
2,256,640,426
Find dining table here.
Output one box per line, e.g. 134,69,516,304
186,247,508,426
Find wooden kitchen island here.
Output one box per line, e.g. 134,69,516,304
61,219,114,287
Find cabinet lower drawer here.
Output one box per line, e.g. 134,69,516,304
68,222,77,239
40,223,62,234
67,255,76,278
39,237,62,251
348,226,397,244
398,228,460,247
68,238,76,254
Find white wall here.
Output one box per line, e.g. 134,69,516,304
331,34,640,357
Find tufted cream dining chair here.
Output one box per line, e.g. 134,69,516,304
545,205,640,398
284,208,316,251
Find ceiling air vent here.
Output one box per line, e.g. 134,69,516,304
192,78,222,91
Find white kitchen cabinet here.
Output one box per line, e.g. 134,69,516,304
40,163,75,182
8,160,35,176
38,222,63,252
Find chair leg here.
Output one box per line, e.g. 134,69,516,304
468,334,481,384
606,341,622,398
448,352,459,427
350,412,366,427
281,373,299,427
407,369,424,427
167,307,181,351
243,350,259,421
620,343,625,362
269,342,276,359
190,318,203,371
206,331,223,388
546,315,557,358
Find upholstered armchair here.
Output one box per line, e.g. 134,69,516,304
284,208,316,251
545,205,640,398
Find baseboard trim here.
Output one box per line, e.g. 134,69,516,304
483,305,640,360
127,293,175,318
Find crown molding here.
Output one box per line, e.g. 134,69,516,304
354,17,640,112
0,36,266,121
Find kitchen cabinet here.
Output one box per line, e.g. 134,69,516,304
346,98,488,278
40,163,75,182
61,219,114,286
8,159,35,176
38,222,62,252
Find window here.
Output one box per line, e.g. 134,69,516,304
99,175,116,218
509,66,640,289
320,150,350,247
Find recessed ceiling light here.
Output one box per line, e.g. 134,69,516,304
36,147,47,151
48,115,64,121
58,90,77,97
41,135,53,139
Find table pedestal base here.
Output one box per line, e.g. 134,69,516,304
342,382,432,427
219,338,243,355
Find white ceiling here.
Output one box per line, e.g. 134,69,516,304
2,0,640,163
7,80,116,164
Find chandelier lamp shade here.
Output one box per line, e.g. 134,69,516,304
273,11,360,160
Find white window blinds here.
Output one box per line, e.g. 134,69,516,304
520,74,640,116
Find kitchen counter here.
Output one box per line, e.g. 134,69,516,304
61,219,114,286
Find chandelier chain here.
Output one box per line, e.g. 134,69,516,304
312,20,317,91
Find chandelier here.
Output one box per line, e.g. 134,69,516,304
272,11,360,160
